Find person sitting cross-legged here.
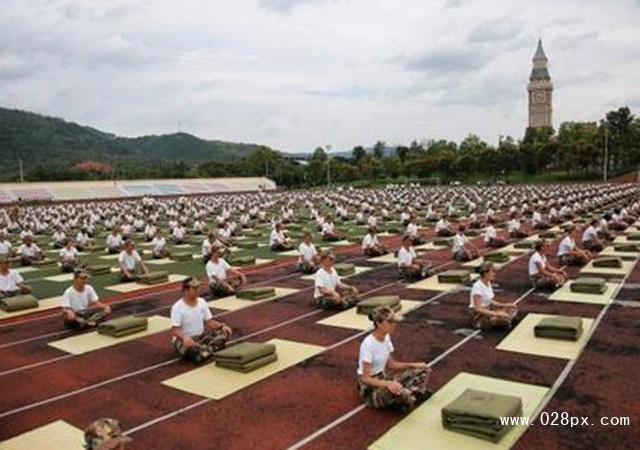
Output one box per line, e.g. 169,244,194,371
171,277,233,364
118,240,149,282
557,226,592,267
397,235,431,281
362,227,388,257
150,230,171,259
313,252,359,309
61,268,111,330
269,223,294,252
106,229,124,254
297,232,320,274
483,218,506,248
406,216,426,245
528,240,568,291
17,235,44,266
206,247,247,298
452,225,478,262
469,262,518,330
59,238,81,273
581,219,604,253
0,256,32,298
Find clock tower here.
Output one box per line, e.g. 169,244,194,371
527,39,553,129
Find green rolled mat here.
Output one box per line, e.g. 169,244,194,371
98,316,149,337
627,233,640,241
574,218,586,224
540,230,558,239
170,252,192,261
442,389,523,443
0,295,39,312
570,277,606,294
236,240,260,249
286,224,303,231
483,252,510,263
214,341,277,364
216,352,278,373
613,243,638,252
433,238,453,246
592,257,623,268
244,230,263,237
35,259,57,267
386,227,401,234
464,230,479,237
514,241,535,249
356,296,402,315
86,265,112,276
228,255,256,266
438,270,471,284
137,271,169,285
236,287,276,300
335,263,356,276
560,223,575,232
534,316,583,341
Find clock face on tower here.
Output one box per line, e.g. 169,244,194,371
533,91,546,103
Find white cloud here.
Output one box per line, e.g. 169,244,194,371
0,0,639,152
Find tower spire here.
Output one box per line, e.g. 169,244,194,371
533,38,547,61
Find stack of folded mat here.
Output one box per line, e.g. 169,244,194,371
137,271,169,285
614,243,638,252
237,240,260,249
335,263,356,276
170,252,192,261
627,232,640,241
514,241,535,249
244,230,263,237
356,296,401,315
570,277,606,294
534,316,583,341
560,223,575,232
483,251,510,263
465,230,479,237
540,230,558,239
236,287,276,300
386,226,401,234
98,316,149,337
433,238,453,246
228,255,257,266
442,389,523,442
215,342,278,373
0,295,38,312
438,270,471,284
592,257,623,268
86,265,112,276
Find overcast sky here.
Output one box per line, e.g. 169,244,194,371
1,0,639,153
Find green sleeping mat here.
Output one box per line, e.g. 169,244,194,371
98,316,149,337
228,255,256,266
86,265,112,276
243,230,263,237
236,287,276,300
534,316,583,341
356,296,402,316
613,243,638,252
442,389,523,443
438,270,471,284
560,223,575,232
170,252,192,261
0,295,39,312
236,240,260,249
592,257,623,268
514,241,535,249
540,230,558,239
216,352,278,373
570,277,606,294
137,271,169,285
214,342,277,364
433,238,453,247
483,252,510,263
464,230,479,237
335,263,356,276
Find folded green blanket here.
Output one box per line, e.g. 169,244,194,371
356,296,402,315
442,389,523,443
137,271,169,285
464,230,479,237
614,243,638,252
514,241,535,249
170,252,192,261
86,265,111,276
335,263,356,276
237,240,260,249
236,287,276,300
560,223,575,232
0,295,38,312
98,316,149,337
438,270,471,284
386,227,401,234
228,255,256,266
592,257,623,268
214,342,277,364
570,277,606,294
244,230,263,237
534,316,583,341
483,252,510,263
216,352,278,373
627,233,640,241
540,230,558,239
433,238,453,246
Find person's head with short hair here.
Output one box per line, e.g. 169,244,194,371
123,240,134,253
84,418,132,450
0,256,10,272
368,305,403,332
590,218,599,227
111,228,118,235
209,246,220,260
565,225,576,235
182,277,201,301
458,224,466,233
303,232,313,244
486,217,495,226
534,240,547,253
23,235,33,245
402,234,411,248
477,262,496,282
73,268,90,288
320,252,335,269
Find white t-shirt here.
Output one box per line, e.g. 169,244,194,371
18,243,40,258
452,234,468,253
557,236,575,257
362,234,379,250
314,267,340,298
118,250,141,270
484,226,497,243
508,219,521,232
0,241,12,256
528,252,547,277
406,223,419,237
107,234,123,249
322,222,335,234
151,237,166,253
298,242,317,263
206,259,231,282
435,219,448,231
170,297,212,338
61,285,99,311
269,230,285,247
357,333,394,376
202,239,213,257
582,226,597,243
59,247,78,261
397,246,416,267
0,270,24,292
469,279,494,309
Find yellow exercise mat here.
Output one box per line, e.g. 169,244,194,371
613,235,636,243
548,281,618,305
106,274,185,293
523,234,541,241
416,242,447,251
462,255,519,270
496,313,594,360
276,249,301,256
43,273,75,282
0,296,62,321
0,420,84,450
369,372,549,450
173,244,193,248
13,266,38,274
325,240,352,247
99,254,120,260
317,300,422,330
598,247,639,260
407,274,478,292
162,338,325,400
254,258,275,265
48,316,172,355
368,253,397,264
500,244,531,255
208,287,299,311
145,258,175,265
300,266,372,281
579,260,634,276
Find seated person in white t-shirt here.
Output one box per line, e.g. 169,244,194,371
362,227,387,257
269,223,293,252
172,224,188,245
52,227,67,249
0,233,14,258
118,241,149,282
483,218,506,248
528,240,567,291
59,239,80,273
531,209,551,230
171,277,233,363
206,247,247,297
469,263,517,330
452,225,478,262
357,305,431,410
144,221,157,242
322,217,343,242
106,229,124,254
75,228,92,252
192,219,207,235
17,236,44,266
397,235,431,280
468,211,482,229
151,230,170,259
581,219,603,252
557,226,591,266
297,233,320,274
507,216,528,239
435,217,453,237
314,253,359,309
406,216,426,245
61,269,110,330
0,256,32,298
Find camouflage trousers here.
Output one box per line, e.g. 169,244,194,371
559,254,586,267
358,367,431,409
436,229,453,237
582,240,603,252
469,305,516,330
530,275,559,291
173,329,229,363
63,308,109,330
453,250,477,262
399,263,431,281
364,246,387,257
61,260,79,273
410,236,427,246
210,277,243,298
315,292,358,310
486,238,506,248
297,261,317,274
